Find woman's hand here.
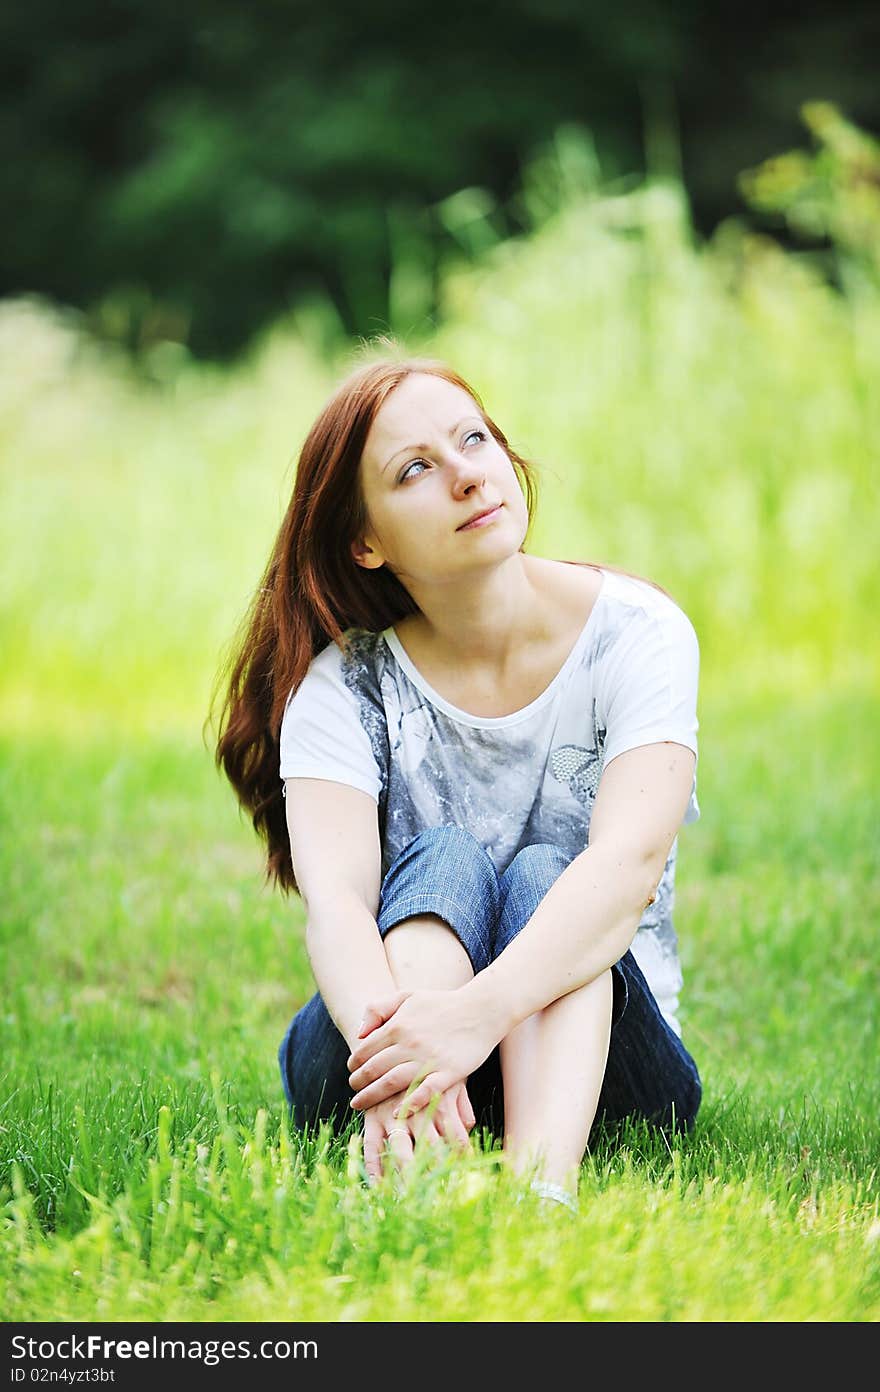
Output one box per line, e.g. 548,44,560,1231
347,987,499,1116
361,1082,476,1183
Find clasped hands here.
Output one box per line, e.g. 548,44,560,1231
346,986,498,1181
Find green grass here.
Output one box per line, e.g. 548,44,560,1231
2,160,879,1320
2,691,876,1320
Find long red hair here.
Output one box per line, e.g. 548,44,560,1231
211,353,672,894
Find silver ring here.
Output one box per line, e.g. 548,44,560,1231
386,1127,409,1139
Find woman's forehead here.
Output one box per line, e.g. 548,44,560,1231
363,375,481,469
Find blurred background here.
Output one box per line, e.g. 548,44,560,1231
3,0,879,361
2,0,878,743
0,1,877,915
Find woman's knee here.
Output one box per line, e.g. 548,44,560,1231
672,1067,702,1132
377,825,500,974
395,824,493,871
495,841,571,954
278,995,352,1134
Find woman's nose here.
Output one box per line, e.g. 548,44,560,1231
449,453,486,496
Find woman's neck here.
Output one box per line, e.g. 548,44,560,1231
397,553,540,664
394,554,600,678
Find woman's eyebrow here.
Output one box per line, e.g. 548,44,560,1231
381,416,482,473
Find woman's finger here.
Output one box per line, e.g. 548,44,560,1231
350,1062,421,1112
349,1043,410,1093
457,1085,476,1132
347,1025,400,1072
384,1124,414,1169
403,1104,432,1144
363,1118,384,1184
412,1120,442,1148
356,991,411,1040
394,1073,448,1120
433,1102,469,1148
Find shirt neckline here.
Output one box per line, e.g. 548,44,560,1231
380,567,608,729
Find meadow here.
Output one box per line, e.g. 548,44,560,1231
1,154,878,1321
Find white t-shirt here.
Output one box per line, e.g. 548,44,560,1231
280,566,700,1035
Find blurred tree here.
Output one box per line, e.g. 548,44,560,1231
1,0,877,360
738,101,880,294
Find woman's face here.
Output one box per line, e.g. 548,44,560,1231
354,372,529,591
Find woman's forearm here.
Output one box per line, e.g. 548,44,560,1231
464,840,654,1044
305,891,397,1050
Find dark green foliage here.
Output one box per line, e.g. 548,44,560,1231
2,1,878,357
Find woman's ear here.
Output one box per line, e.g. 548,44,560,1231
351,534,385,570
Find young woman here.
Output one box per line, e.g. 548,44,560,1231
215,354,703,1210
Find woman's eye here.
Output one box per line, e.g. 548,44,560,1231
399,459,428,482
398,431,485,482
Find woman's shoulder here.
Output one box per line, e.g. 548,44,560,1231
283,630,386,711
308,626,387,673
310,628,390,707
283,627,389,729
526,555,606,634
587,564,693,628
533,557,683,631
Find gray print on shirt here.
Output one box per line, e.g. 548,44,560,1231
549,699,607,807
339,629,391,800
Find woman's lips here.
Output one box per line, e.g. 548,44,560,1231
457,504,503,531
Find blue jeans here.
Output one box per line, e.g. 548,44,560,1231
278,826,702,1140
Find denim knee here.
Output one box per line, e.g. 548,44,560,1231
495,842,629,1027
495,841,572,956
277,993,352,1133
376,825,500,974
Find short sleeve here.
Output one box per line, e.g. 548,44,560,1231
279,644,383,802
601,601,700,774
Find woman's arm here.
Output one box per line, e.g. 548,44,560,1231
347,741,696,1112
470,741,694,1027
286,777,475,1172
285,778,396,1050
